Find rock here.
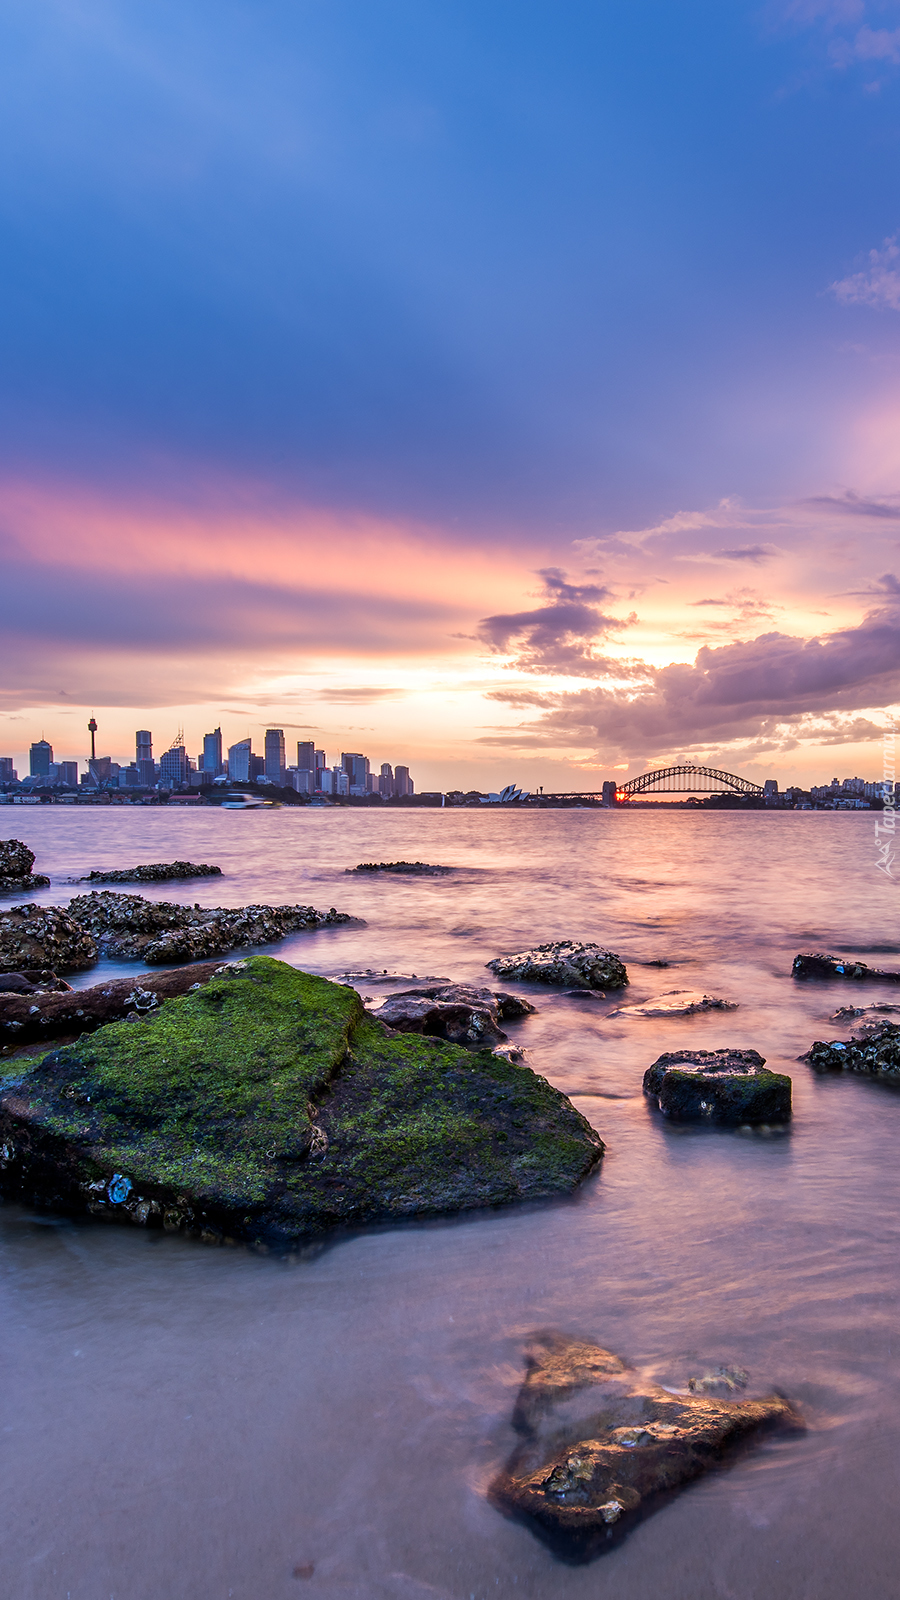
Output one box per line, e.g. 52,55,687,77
65,890,360,964
0,970,73,996
489,1332,800,1561
792,952,900,982
0,956,604,1246
642,1049,791,1124
349,861,453,874
0,960,231,1050
803,1021,900,1081
0,838,51,894
609,990,738,1018
487,942,628,992
0,905,98,974
372,983,536,1049
82,861,223,884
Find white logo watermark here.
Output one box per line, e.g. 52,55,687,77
875,716,896,877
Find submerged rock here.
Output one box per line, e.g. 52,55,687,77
610,990,738,1018
0,959,229,1050
803,1021,900,1082
0,839,51,894
489,1332,800,1561
82,861,223,884
0,905,98,974
487,942,628,992
792,952,900,982
372,983,536,1049
349,861,453,875
65,890,359,964
643,1049,791,1124
0,956,604,1246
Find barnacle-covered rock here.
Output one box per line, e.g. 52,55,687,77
487,942,628,992
0,838,51,894
66,890,359,963
82,861,223,885
0,905,97,974
804,1021,900,1082
372,983,535,1049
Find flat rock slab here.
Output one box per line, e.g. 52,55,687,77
0,956,604,1247
610,990,738,1018
793,952,900,982
489,1332,800,1561
81,861,222,884
372,984,536,1049
487,942,628,992
804,1021,900,1082
643,1049,791,1124
349,861,453,875
0,960,230,1051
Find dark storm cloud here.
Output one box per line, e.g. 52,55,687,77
478,570,632,675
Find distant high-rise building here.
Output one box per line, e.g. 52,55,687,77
202,727,223,776
291,770,313,794
29,739,53,777
378,762,394,798
227,738,252,782
394,765,413,797
341,752,369,796
55,761,78,788
88,756,112,786
297,741,315,772
0,757,17,783
250,753,265,779
135,731,155,785
333,766,350,796
317,767,334,794
159,743,188,787
265,728,286,783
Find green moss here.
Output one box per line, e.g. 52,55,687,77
0,956,603,1243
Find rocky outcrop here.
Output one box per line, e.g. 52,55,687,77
0,839,51,894
82,861,222,884
610,990,737,1018
65,890,360,964
0,905,98,974
803,1021,900,1081
643,1049,791,1124
487,942,628,992
372,983,536,1049
489,1332,800,1561
792,952,900,982
0,960,228,1051
350,861,453,875
0,956,604,1246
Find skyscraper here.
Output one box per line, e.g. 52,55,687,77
159,742,188,787
341,752,370,796
29,739,53,777
265,728,286,783
0,758,17,782
202,727,223,775
135,730,155,785
394,765,413,797
228,738,252,782
379,762,394,797
297,740,315,772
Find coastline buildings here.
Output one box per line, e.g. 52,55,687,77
264,728,286,784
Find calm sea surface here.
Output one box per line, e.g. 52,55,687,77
2,806,899,1599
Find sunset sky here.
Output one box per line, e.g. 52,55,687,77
4,0,900,790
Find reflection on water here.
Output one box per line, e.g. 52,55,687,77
2,808,899,1598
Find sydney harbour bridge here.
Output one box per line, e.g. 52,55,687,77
535,762,765,804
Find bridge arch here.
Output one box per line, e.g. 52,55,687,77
618,763,764,798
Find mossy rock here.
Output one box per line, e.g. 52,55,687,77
0,956,603,1248
643,1049,791,1125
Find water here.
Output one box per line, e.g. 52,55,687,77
2,806,899,1598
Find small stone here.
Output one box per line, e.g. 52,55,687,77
487,941,628,991
643,1049,791,1124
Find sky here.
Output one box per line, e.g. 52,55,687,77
4,0,900,790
